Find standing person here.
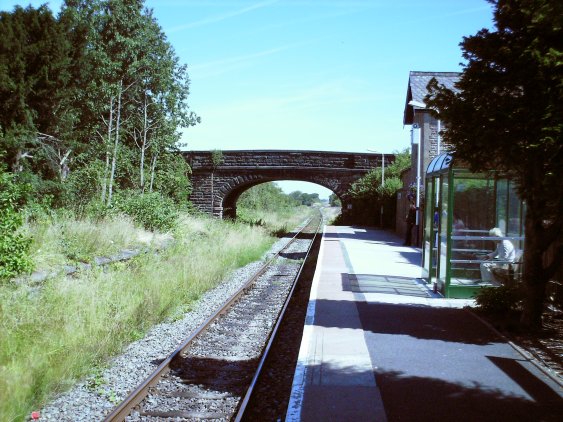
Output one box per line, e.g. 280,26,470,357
404,199,416,246
480,227,515,282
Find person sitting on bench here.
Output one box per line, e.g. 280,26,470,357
480,227,515,283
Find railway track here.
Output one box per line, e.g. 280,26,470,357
104,212,323,421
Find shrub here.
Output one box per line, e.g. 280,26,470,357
63,161,104,212
0,168,32,279
152,154,192,204
114,191,178,232
475,285,524,314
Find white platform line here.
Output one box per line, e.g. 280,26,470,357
285,224,327,422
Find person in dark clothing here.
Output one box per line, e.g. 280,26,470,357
404,200,416,246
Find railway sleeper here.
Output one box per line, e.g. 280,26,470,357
139,409,230,419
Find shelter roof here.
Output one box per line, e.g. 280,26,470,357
426,152,454,176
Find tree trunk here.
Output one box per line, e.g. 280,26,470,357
12,150,23,173
140,136,146,192
108,81,123,206
102,96,114,204
520,209,549,330
140,95,148,192
149,153,158,193
59,149,71,181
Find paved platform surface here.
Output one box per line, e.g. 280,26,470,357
286,225,563,422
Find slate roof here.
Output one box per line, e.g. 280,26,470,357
403,71,461,125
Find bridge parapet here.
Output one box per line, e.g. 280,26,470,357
186,150,388,170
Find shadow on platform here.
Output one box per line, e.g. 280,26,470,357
312,298,500,345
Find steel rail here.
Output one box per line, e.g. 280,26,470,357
103,214,319,422
234,210,323,421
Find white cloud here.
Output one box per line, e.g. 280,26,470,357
189,44,296,79
168,0,279,32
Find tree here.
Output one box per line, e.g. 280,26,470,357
329,193,341,207
289,191,321,206
425,0,562,329
0,5,74,179
0,0,198,211
238,183,297,212
60,0,198,205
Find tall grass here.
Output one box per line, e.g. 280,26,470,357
25,212,162,271
0,212,295,421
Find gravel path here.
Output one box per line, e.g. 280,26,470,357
38,234,295,422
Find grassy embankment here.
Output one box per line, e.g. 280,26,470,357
0,207,312,421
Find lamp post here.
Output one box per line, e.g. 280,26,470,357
366,149,385,186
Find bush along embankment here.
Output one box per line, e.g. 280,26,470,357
0,188,310,421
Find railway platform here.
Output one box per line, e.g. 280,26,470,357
286,225,563,421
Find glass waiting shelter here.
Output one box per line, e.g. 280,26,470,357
422,153,525,298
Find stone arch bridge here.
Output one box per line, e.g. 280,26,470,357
184,150,394,219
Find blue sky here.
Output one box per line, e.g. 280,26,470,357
2,0,495,198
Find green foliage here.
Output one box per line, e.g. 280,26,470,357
22,194,56,225
238,182,298,212
475,285,524,315
0,5,76,184
349,168,383,199
329,193,341,207
64,160,105,212
375,177,403,197
425,0,562,211
114,191,178,232
211,149,224,168
289,191,321,206
152,153,192,203
0,213,273,420
237,183,308,235
350,149,411,200
0,1,199,209
0,168,32,279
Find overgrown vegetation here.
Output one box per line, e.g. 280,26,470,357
0,210,305,421
0,165,32,279
113,191,179,232
349,149,410,200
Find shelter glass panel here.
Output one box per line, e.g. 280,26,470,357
449,175,495,289
423,153,525,298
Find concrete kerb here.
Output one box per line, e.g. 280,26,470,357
285,224,327,422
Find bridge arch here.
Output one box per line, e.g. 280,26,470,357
184,150,393,219
220,178,342,219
